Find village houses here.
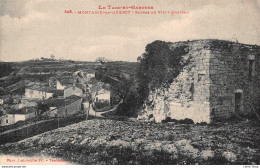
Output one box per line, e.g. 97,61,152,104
42,95,82,118
24,85,63,99
0,107,37,126
95,88,111,105
0,69,99,127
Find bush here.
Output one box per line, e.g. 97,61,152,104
137,40,189,107
196,122,208,126
94,102,110,109
148,114,153,119
162,117,178,123
178,118,194,124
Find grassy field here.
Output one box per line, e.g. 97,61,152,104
0,118,259,165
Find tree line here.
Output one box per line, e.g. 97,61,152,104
95,40,189,117
0,62,14,78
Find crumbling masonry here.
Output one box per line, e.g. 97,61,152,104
138,40,260,123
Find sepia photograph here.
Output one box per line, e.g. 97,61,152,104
0,0,260,166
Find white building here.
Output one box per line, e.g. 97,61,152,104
25,86,54,99
43,95,82,118
49,76,82,90
95,89,110,104
86,73,95,80
0,107,37,126
64,86,83,98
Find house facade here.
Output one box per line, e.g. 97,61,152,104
49,77,67,90
95,89,110,104
86,73,95,80
0,114,15,126
0,107,37,126
64,86,83,98
49,76,84,90
13,99,38,110
43,95,82,118
139,40,260,123
24,86,54,99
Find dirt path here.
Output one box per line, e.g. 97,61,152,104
89,99,123,118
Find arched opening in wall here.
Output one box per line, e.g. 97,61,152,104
234,89,243,115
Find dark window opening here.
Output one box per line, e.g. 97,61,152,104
249,60,254,80
6,119,8,123
190,83,194,101
211,109,215,116
235,92,242,114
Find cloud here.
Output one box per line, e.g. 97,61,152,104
0,0,260,62
0,0,27,17
129,1,260,44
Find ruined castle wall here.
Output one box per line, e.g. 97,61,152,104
139,40,212,123
138,40,260,123
166,41,211,123
209,41,260,120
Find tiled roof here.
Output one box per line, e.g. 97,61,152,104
55,76,77,85
52,89,64,96
66,95,82,101
27,85,62,94
8,107,37,114
41,95,82,108
6,80,31,91
43,99,65,108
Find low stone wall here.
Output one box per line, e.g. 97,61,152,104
0,114,86,145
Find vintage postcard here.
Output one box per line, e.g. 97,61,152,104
0,0,260,166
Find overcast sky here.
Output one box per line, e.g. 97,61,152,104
0,0,260,62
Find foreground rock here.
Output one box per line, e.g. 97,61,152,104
0,119,259,164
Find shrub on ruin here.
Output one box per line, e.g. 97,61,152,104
137,40,189,105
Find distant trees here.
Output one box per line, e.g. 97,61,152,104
40,55,56,61
95,64,141,116
37,102,49,115
111,76,141,117
0,62,14,78
111,76,134,104
96,57,109,65
50,54,55,60
95,67,107,80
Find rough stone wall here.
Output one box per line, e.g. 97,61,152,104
208,41,260,120
167,41,212,123
138,40,260,123
138,40,212,123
